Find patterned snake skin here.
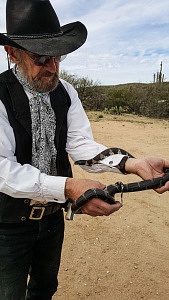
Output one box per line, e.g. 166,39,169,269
74,147,135,166
71,148,169,214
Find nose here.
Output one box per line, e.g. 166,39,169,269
45,57,58,73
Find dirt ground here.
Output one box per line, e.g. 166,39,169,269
54,113,169,300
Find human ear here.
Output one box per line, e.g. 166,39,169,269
4,46,20,64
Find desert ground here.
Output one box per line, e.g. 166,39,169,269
54,113,169,300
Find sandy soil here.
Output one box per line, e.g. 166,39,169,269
53,113,169,300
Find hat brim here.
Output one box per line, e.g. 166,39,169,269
0,21,87,56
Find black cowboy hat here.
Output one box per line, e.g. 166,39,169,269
0,0,87,56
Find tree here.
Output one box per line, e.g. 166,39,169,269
60,70,106,110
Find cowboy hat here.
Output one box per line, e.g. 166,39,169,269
0,0,87,56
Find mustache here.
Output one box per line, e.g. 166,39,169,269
40,71,56,77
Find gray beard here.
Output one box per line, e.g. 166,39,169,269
15,64,59,93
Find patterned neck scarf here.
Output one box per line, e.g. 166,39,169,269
12,66,57,176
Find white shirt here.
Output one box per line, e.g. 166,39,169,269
0,78,125,203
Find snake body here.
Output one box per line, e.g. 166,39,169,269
74,147,135,166
71,148,169,214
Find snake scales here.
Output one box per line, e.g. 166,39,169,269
74,147,135,166
70,148,169,214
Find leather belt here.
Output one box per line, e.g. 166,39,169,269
29,203,61,220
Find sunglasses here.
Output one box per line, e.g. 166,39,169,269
26,52,66,66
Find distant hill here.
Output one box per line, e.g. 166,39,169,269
100,81,169,90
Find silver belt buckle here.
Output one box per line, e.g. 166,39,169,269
29,206,45,220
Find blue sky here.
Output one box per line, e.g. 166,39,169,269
0,0,169,85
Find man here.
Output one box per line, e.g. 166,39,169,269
0,0,169,299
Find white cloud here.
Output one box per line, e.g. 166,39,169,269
0,0,169,85
0,1,6,32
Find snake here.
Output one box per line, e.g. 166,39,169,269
74,147,135,166
71,148,169,214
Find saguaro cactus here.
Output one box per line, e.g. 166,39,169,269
154,61,165,84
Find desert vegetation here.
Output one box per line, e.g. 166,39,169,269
60,62,169,119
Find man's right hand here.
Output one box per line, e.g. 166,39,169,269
65,178,122,217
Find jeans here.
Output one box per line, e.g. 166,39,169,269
0,209,64,300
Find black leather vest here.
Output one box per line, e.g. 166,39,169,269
0,69,72,222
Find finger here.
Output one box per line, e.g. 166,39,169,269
154,181,169,194
101,201,122,216
81,199,105,215
84,202,122,217
81,199,122,216
163,160,169,170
